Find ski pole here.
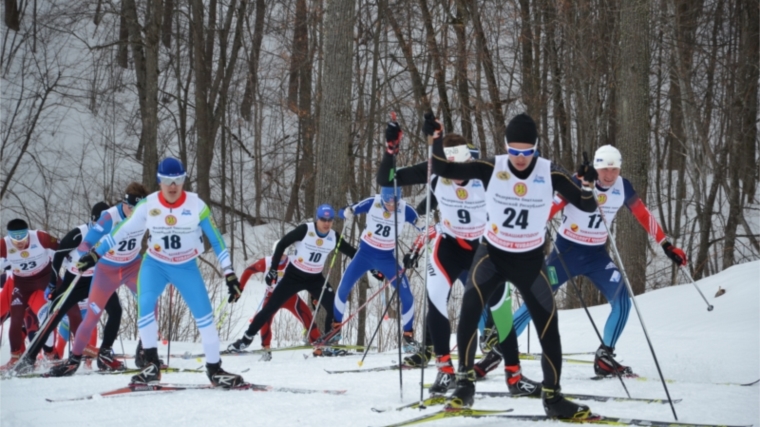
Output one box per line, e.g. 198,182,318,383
358,281,400,366
585,152,678,420
305,231,345,343
167,285,174,367
418,112,435,407
548,225,631,398
677,266,713,311
390,110,404,400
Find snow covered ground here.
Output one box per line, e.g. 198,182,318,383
1,261,758,427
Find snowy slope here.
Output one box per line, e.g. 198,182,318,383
1,261,758,427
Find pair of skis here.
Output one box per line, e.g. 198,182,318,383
47,381,347,402
376,408,754,427
371,390,682,413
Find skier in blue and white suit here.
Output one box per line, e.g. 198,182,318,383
77,157,245,388
333,186,423,351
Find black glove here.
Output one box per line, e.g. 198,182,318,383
422,111,441,137
403,252,419,269
265,268,278,286
226,272,242,303
76,251,99,273
661,241,687,266
577,151,598,186
385,121,402,155
370,269,385,282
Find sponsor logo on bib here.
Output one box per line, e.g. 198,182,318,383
20,251,29,258
165,215,177,226
153,244,161,252
497,171,510,180
491,223,498,233
514,182,528,197
298,257,304,263
316,238,323,246
308,232,315,237
8,248,16,254
597,194,607,205
149,209,161,216
455,188,468,200
374,203,382,208
444,219,451,227
441,178,452,185
382,211,391,219
571,224,579,232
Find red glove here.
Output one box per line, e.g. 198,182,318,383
662,241,687,266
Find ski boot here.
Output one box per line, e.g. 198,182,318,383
479,327,499,353
259,346,272,362
444,367,476,410
131,348,161,384
429,355,456,395
227,333,254,353
135,340,146,368
206,361,245,388
542,386,592,419
46,354,82,377
474,349,502,380
593,345,632,377
505,364,541,397
97,347,126,372
402,330,420,354
402,346,432,367
315,322,341,345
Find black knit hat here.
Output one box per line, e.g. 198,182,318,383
505,113,538,145
7,218,28,231
91,201,110,223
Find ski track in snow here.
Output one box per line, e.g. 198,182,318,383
1,261,758,427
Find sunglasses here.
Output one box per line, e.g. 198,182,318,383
158,174,186,186
507,146,536,157
9,229,28,241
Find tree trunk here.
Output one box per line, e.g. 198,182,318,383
614,0,650,295
123,0,162,193
419,0,453,132
240,0,266,121
314,0,355,337
465,0,505,149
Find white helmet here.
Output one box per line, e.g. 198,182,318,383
593,145,622,169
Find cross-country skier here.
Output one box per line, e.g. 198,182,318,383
431,112,599,419
46,183,150,376
0,219,59,369
77,157,245,388
10,201,113,370
377,120,541,396
331,184,423,352
228,204,357,357
508,144,688,377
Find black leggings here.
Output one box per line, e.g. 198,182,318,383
457,242,561,388
245,265,334,337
